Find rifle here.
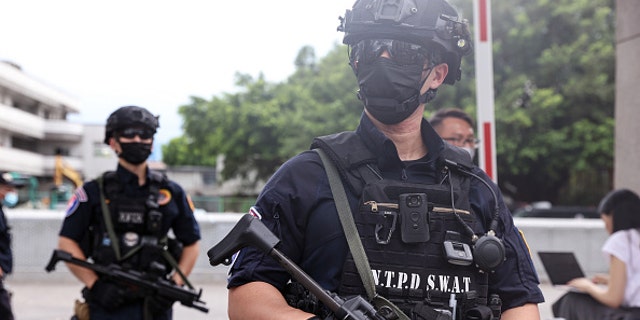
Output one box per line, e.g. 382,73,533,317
207,213,387,320
45,249,208,313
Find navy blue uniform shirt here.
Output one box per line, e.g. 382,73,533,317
228,114,544,310
0,206,12,275
59,164,201,250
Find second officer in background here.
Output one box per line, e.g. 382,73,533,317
57,106,201,320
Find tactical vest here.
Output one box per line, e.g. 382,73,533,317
310,132,498,320
92,170,180,277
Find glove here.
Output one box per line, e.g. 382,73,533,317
85,278,124,310
146,295,176,315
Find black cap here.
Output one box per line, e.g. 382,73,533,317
0,172,26,188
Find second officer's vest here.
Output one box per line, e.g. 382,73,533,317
92,170,177,276
311,131,492,318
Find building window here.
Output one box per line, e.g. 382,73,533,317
55,147,70,156
11,136,38,152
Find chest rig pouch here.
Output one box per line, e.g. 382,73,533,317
311,132,496,320
94,171,174,277
344,179,489,317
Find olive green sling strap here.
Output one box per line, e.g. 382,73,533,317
315,148,409,320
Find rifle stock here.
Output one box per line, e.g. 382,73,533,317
46,249,208,313
208,214,384,320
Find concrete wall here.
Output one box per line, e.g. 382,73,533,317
514,218,609,279
6,209,608,285
6,209,238,284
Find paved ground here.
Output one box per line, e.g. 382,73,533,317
7,278,565,320
9,279,228,320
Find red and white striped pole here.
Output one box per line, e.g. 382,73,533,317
473,0,497,182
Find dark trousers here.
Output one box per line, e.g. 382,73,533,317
553,292,640,320
89,301,172,320
0,281,14,320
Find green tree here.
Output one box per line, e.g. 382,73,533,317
165,0,615,205
488,0,615,205
163,45,360,187
438,0,615,205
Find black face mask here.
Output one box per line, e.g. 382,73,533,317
118,142,152,164
356,58,425,124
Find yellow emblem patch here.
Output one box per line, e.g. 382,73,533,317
187,195,196,211
519,229,532,256
158,189,172,206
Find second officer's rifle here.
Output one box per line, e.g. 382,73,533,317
45,249,209,313
207,213,388,320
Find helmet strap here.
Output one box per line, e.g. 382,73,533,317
419,88,438,105
418,68,438,105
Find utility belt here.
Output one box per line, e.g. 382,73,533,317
284,281,501,320
393,292,501,320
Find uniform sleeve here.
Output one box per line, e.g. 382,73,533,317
167,181,201,246
58,182,98,242
0,209,12,274
469,168,545,310
227,151,346,291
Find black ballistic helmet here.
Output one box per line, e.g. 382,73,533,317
104,106,159,144
338,0,472,84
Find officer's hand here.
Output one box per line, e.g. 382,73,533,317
171,273,184,287
86,278,124,309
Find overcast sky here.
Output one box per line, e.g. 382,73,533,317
1,1,353,148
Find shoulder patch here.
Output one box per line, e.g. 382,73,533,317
249,206,262,219
186,194,196,211
74,187,88,202
158,189,172,206
519,229,532,257
65,194,80,217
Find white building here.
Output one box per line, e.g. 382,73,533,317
0,60,248,210
0,60,117,201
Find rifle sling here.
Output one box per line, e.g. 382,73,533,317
162,249,194,289
98,175,122,261
315,148,409,320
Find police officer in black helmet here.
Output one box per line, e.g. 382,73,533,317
227,0,544,319
57,106,201,320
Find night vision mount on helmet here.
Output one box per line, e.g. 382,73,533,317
104,106,160,144
338,0,472,84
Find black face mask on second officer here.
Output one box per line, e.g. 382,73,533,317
117,128,154,164
351,39,439,125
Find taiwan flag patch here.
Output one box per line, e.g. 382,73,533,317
65,187,87,217
249,206,262,220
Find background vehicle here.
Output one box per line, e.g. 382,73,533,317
512,205,599,219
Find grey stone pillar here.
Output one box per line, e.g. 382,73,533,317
615,1,640,193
